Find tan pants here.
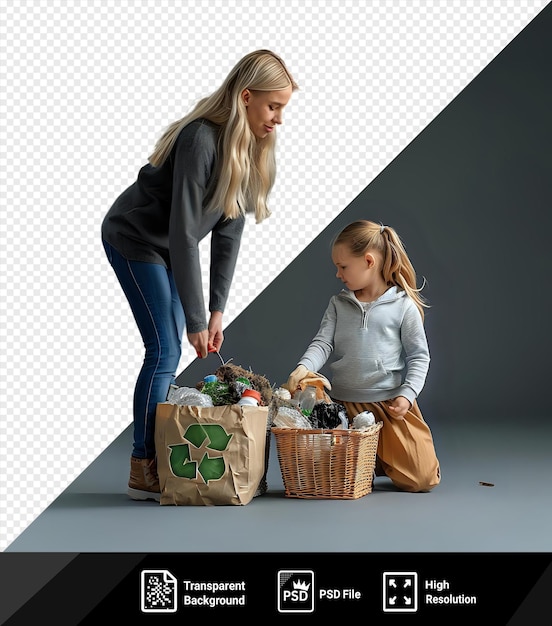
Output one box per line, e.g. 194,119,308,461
339,399,441,493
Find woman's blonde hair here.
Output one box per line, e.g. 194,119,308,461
332,220,429,320
149,49,298,223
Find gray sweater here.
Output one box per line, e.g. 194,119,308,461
101,118,245,333
298,286,430,404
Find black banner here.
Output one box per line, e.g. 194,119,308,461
1,552,550,624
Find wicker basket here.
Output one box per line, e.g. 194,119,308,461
271,421,383,499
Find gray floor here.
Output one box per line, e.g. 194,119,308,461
5,416,552,553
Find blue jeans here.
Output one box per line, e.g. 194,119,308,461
103,241,185,459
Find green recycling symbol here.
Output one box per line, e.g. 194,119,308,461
168,424,233,483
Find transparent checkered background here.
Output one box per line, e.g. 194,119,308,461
1,0,547,550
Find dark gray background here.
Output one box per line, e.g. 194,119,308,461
178,6,552,428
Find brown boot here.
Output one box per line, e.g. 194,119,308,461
128,456,160,502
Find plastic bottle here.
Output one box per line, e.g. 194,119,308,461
238,389,261,406
298,385,317,416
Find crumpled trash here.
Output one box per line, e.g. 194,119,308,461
352,411,376,430
309,402,349,429
167,386,213,407
273,387,292,401
272,406,313,429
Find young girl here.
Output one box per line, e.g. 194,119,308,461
102,50,298,500
285,220,440,492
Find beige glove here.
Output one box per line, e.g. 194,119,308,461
297,372,332,403
283,366,332,402
283,364,309,394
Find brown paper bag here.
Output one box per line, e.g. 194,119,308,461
155,402,269,506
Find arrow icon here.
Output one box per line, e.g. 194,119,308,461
198,452,225,482
168,443,196,478
184,424,232,450
383,572,418,613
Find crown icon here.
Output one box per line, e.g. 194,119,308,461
293,580,311,591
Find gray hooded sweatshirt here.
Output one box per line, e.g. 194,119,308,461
298,286,430,404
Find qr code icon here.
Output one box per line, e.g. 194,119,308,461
140,569,178,613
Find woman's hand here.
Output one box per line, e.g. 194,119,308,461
187,329,210,359
207,310,224,352
387,396,411,419
188,311,224,358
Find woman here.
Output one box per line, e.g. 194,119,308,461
102,50,298,500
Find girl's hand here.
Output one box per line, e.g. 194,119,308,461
283,364,309,393
387,396,411,419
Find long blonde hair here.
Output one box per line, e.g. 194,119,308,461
333,220,429,320
149,50,298,223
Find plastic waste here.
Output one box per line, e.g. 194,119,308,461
166,386,213,407
234,376,251,396
338,410,349,429
273,387,291,401
352,411,376,429
272,406,313,428
297,385,317,417
201,374,230,404
310,401,348,429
